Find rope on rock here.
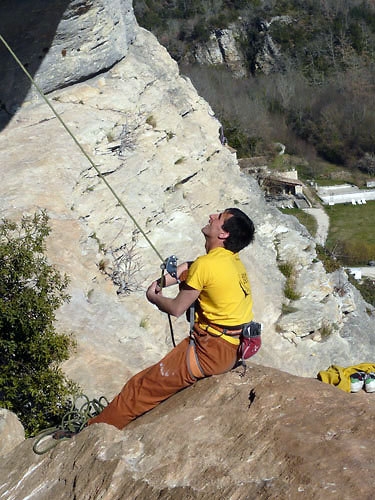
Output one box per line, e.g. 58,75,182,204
32,395,109,455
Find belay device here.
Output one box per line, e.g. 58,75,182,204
159,255,180,347
159,255,179,288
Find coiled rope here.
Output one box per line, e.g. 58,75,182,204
32,395,109,455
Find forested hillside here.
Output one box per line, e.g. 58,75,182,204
134,0,375,173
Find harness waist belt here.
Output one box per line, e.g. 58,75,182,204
198,322,242,346
211,322,244,331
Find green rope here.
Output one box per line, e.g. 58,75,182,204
32,395,109,455
0,34,164,263
2,37,180,453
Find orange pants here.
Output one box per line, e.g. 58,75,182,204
88,325,238,430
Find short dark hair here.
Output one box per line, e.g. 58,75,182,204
222,208,255,253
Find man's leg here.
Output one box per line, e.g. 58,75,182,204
193,327,239,376
89,330,238,430
88,337,194,430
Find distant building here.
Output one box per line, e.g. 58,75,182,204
317,184,375,205
347,268,362,280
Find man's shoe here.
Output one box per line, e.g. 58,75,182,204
350,372,365,392
52,429,79,440
364,372,375,393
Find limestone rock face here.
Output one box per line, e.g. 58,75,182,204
0,410,25,457
254,16,292,74
0,5,374,389
191,26,248,78
0,0,136,120
1,1,375,495
1,365,375,499
185,16,291,77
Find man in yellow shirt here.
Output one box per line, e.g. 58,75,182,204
88,208,255,430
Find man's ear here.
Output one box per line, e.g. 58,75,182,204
218,229,230,240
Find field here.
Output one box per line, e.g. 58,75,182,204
325,201,375,247
283,201,375,265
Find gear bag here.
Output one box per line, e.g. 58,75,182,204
238,321,262,362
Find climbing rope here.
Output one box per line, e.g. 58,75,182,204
1,36,181,449
1,33,179,347
32,395,109,455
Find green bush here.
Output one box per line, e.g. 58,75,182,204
0,211,78,436
221,119,260,157
278,261,301,301
278,261,294,278
316,244,342,273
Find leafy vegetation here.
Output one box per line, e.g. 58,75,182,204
135,0,375,168
0,212,78,436
348,276,375,307
278,261,301,301
316,244,342,273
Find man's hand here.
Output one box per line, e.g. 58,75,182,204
146,280,200,317
146,280,161,304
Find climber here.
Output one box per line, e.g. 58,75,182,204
86,207,255,430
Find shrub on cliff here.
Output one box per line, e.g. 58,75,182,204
0,211,78,436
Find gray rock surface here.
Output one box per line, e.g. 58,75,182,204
0,11,373,392
0,410,25,457
191,25,248,78
0,0,135,123
186,16,290,77
2,365,375,499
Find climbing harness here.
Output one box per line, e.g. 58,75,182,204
32,395,109,455
199,322,242,345
186,335,206,380
185,297,206,379
193,320,262,377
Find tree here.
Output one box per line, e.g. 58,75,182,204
0,211,78,436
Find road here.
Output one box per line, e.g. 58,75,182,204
303,207,329,246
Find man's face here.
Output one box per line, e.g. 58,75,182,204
202,211,232,239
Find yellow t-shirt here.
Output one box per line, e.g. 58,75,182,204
186,247,253,327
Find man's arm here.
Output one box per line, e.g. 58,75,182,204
146,281,200,317
157,262,190,289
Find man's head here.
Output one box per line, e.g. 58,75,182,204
222,208,255,252
202,208,255,253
